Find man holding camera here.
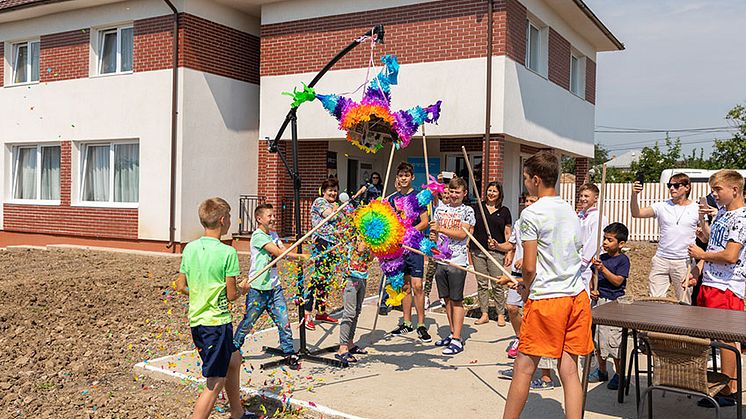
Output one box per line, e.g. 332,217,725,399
630,173,699,303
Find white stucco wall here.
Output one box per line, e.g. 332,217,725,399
501,59,595,157
261,57,493,142
177,68,259,242
261,0,436,25
0,70,173,238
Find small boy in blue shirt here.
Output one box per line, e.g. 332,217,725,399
589,222,631,390
176,197,251,419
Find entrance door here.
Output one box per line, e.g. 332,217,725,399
347,158,358,193
446,154,482,203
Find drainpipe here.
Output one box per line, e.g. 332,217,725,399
483,0,493,189
162,0,179,252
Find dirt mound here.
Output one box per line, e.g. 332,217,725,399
0,247,379,418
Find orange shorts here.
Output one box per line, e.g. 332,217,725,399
518,291,594,358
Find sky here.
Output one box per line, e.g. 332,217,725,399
584,0,746,160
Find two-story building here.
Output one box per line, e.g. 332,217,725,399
0,0,622,250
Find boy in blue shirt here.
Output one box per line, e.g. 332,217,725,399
176,198,251,419
235,204,308,370
588,222,631,390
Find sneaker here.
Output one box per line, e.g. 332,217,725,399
587,368,609,383
606,373,619,390
498,369,514,380
425,296,431,309
416,326,432,343
389,323,414,336
697,395,736,408
303,315,316,331
315,313,338,324
505,339,516,353
530,379,555,391
507,339,520,359
285,353,300,370
378,306,389,316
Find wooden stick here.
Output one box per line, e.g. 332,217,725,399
462,146,491,240
402,245,502,283
422,125,431,184
239,186,366,288
306,242,343,263
461,226,518,284
381,142,397,199
592,163,607,292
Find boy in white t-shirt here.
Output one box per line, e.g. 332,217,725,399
685,170,745,406
503,152,592,419
632,173,699,303
430,177,476,355
577,183,609,295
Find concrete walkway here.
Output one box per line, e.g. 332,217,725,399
137,300,745,419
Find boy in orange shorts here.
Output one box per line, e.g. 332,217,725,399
503,152,593,419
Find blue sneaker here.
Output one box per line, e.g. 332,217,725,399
607,373,620,390
588,368,609,383
498,369,514,380
530,379,555,391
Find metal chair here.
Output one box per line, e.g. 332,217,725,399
637,332,731,419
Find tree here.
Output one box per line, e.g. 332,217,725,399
561,144,609,174
710,104,746,168
681,147,713,170
628,136,682,182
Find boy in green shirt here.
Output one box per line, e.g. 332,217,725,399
176,198,251,419
234,204,307,369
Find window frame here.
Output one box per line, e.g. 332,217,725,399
78,141,139,208
10,40,41,86
524,20,548,78
9,143,61,205
569,51,586,98
96,25,133,76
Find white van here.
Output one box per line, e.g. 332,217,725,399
659,169,746,184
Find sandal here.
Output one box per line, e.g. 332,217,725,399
335,352,357,363
442,341,464,355
349,345,368,355
435,337,452,347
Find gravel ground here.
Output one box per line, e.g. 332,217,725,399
0,246,381,418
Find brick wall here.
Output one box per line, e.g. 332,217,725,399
505,0,526,65
261,0,521,77
548,28,570,90
39,28,90,82
257,140,329,235
585,58,596,104
0,42,4,87
3,141,139,239
439,138,483,153
483,134,505,185
181,14,260,84
574,156,589,206
133,15,174,73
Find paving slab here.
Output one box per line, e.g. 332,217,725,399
137,299,745,419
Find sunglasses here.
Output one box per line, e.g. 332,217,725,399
667,182,688,189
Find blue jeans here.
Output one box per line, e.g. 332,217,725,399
233,287,294,354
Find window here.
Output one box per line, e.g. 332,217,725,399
525,22,541,73
98,26,133,74
12,41,40,84
570,53,586,97
12,144,61,201
81,142,139,203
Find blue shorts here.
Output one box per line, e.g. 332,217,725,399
191,323,238,378
403,251,424,278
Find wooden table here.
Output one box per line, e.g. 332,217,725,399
589,301,746,419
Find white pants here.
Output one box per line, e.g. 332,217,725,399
649,255,692,304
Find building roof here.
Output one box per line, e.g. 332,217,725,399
606,149,640,169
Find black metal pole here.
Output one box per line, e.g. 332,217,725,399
289,109,307,353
